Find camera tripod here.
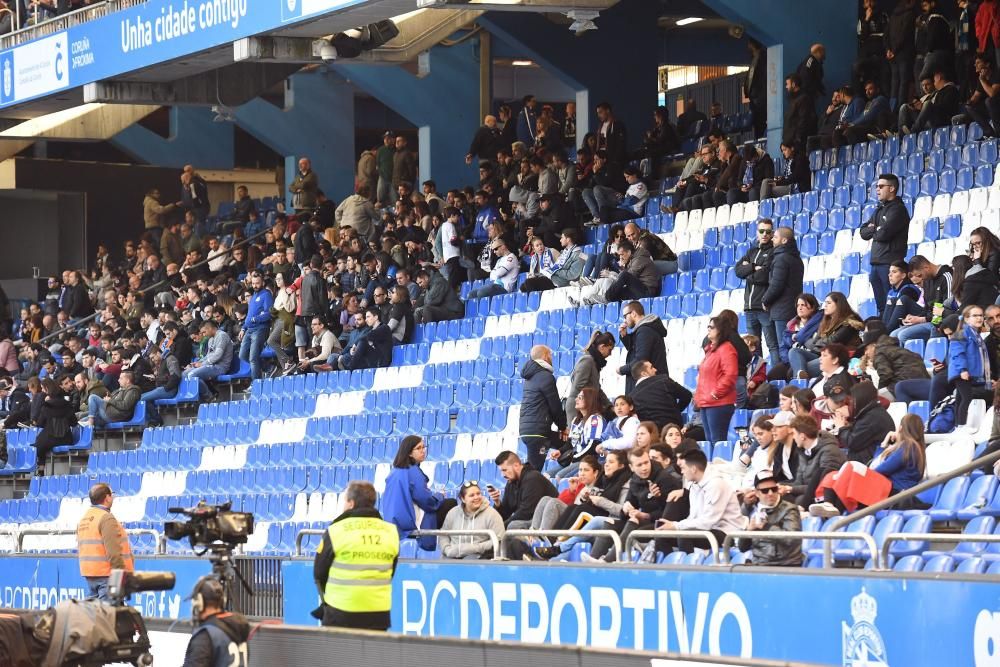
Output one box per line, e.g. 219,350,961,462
197,542,254,613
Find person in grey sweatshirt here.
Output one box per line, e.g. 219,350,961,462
439,482,506,559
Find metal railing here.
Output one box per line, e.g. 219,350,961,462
13,527,164,554
824,448,1000,567
411,529,501,558
881,533,1000,569
294,528,325,557
624,529,721,564
24,223,274,349
500,529,622,561
722,530,881,569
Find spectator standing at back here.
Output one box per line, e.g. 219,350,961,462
694,315,739,444
392,135,417,194
517,95,538,145
913,0,952,85
860,174,909,317
735,218,776,365
518,345,567,471
356,146,377,200
563,101,577,149
180,166,210,234
566,331,615,425
466,115,501,165
143,188,179,247
289,157,319,213
886,0,917,112
783,73,817,151
761,228,805,366
796,43,826,103
376,132,396,205
617,300,668,394
595,102,628,174
744,40,767,138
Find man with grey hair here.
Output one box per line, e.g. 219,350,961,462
313,480,399,630
518,345,567,470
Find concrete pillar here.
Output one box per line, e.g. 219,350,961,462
234,70,356,207
336,37,481,190
111,106,235,169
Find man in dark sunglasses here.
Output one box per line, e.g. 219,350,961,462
737,470,803,566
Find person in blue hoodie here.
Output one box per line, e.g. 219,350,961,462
948,304,993,427
239,271,273,380
381,435,456,550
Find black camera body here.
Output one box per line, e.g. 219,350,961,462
164,501,254,548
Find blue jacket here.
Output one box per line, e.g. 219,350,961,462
873,446,923,492
516,105,537,145
243,288,273,331
948,324,990,384
381,464,444,546
838,97,865,125
853,95,889,127
784,312,823,360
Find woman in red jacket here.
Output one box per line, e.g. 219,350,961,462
695,315,739,443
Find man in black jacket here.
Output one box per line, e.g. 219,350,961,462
487,450,557,528
795,43,826,103
781,415,846,510
617,301,668,393
518,345,566,470
860,174,909,316
63,271,94,320
892,255,953,345
588,446,681,562
629,362,692,429
595,102,628,173
140,347,180,427
761,228,805,366
782,73,817,151
341,308,393,371
465,115,502,165
296,256,329,363
735,218,776,364
910,67,960,133
413,269,464,324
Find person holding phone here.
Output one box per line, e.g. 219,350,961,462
735,470,803,566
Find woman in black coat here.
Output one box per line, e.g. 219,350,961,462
32,379,77,474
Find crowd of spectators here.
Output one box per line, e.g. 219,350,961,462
0,0,101,32
5,1,1000,565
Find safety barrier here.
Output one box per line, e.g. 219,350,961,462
722,530,881,569
500,528,622,560
410,528,501,558
12,527,165,554
623,529,721,564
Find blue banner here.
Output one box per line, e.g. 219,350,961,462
0,556,211,621
0,0,368,110
285,560,1000,666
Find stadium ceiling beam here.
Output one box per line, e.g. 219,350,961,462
83,63,301,106
415,0,614,12
232,36,318,64
0,104,159,141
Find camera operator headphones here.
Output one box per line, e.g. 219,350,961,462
189,576,226,621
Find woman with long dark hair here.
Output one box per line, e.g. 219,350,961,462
694,315,739,443
969,226,1000,277
788,292,863,379
32,378,77,475
566,330,615,424
872,414,926,494
554,387,607,479
387,285,415,344
381,435,456,546
951,253,999,308
770,293,822,379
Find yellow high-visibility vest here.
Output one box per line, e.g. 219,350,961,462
322,516,399,613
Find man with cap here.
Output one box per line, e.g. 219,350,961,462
181,578,251,667
737,470,804,566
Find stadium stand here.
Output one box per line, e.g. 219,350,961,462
1,118,998,573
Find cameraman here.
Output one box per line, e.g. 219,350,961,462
313,480,399,630
182,578,250,667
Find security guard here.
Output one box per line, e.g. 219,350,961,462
181,578,251,667
313,480,400,630
76,482,134,602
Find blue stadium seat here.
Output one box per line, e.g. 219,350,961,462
907,476,970,521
